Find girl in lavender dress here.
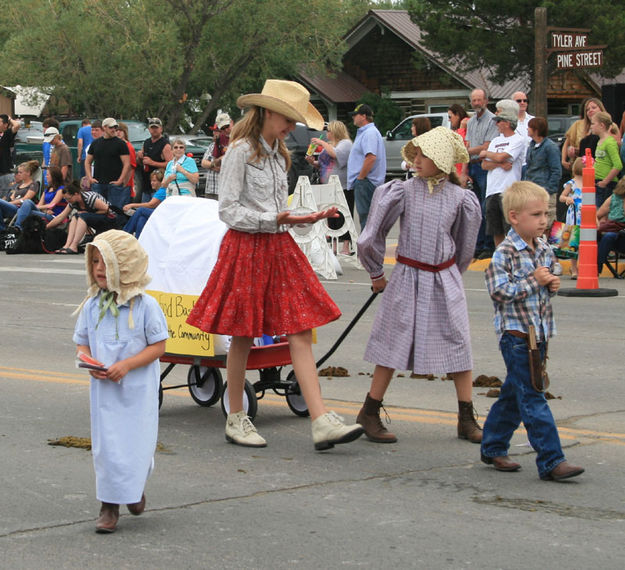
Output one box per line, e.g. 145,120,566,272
356,127,482,444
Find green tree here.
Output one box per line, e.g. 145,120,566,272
405,0,625,83
0,0,361,131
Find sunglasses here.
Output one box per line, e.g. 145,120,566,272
172,145,185,149
515,99,528,103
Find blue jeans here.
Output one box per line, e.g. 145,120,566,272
481,333,565,478
0,199,19,230
597,231,625,273
123,207,154,238
91,183,131,211
596,180,616,208
15,199,53,229
468,163,493,252
353,178,376,230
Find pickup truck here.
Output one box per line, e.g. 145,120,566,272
15,119,208,197
384,112,451,176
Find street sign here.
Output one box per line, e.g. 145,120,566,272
556,49,604,70
551,32,588,49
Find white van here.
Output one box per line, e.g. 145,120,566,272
384,112,451,176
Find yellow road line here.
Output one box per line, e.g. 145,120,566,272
3,366,624,444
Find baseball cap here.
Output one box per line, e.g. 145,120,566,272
43,127,60,142
102,117,118,128
493,99,519,125
350,103,374,117
148,117,162,127
215,112,232,129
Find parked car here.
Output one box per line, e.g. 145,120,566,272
285,122,323,193
384,112,451,176
15,120,208,197
546,115,578,149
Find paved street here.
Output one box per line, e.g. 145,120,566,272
1,252,625,569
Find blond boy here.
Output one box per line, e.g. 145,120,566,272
481,181,584,481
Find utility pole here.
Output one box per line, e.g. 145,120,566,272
534,7,548,117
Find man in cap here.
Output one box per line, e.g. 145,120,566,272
347,103,386,230
84,117,131,211
44,126,73,183
137,117,172,201
211,112,232,172
479,99,525,247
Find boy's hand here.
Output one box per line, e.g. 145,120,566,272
548,275,561,292
534,266,553,286
106,361,130,383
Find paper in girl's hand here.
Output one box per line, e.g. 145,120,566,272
76,351,108,372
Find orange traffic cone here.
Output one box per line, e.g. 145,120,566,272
559,149,617,297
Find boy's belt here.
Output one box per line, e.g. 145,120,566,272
397,255,456,273
504,330,529,339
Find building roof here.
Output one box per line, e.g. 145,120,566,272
298,70,369,103
351,10,528,99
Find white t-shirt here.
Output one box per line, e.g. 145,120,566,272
516,113,534,166
485,132,525,197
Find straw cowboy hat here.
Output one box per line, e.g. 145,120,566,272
237,79,324,131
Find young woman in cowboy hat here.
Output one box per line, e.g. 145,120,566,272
356,127,483,445
187,79,363,450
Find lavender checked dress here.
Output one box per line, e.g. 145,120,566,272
358,177,481,374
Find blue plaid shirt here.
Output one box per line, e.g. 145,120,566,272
485,228,556,341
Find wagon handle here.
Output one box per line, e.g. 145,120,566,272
314,291,379,370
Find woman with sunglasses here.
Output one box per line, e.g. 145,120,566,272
162,139,198,196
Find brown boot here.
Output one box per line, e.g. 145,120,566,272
95,502,119,534
356,393,397,443
457,401,482,443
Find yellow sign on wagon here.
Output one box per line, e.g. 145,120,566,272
146,290,215,356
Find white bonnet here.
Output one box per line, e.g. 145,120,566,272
401,126,469,174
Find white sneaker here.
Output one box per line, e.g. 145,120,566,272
311,411,364,451
225,411,267,447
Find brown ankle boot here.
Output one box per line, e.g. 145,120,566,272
457,401,482,443
95,502,119,534
356,393,397,443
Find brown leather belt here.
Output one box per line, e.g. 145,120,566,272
505,330,529,339
397,255,456,273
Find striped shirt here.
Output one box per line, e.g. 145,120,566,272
69,191,110,213
485,228,556,342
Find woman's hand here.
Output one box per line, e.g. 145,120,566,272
567,146,577,159
597,179,608,188
276,206,339,226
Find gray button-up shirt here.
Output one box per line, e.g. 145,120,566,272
466,109,499,161
218,136,289,233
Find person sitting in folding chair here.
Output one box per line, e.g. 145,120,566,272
47,180,122,254
597,177,625,276
0,160,39,231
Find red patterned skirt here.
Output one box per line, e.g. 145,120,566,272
186,229,341,337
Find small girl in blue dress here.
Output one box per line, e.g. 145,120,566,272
559,157,583,278
73,230,168,533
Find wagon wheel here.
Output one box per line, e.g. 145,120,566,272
285,376,309,417
220,380,258,420
187,366,223,407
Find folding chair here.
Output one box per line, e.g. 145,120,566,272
602,230,625,279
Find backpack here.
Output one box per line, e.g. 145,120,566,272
5,215,47,254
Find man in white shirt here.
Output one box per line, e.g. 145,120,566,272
512,91,534,176
480,99,525,246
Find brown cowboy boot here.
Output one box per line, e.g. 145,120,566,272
356,393,397,443
457,401,482,443
95,502,119,534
